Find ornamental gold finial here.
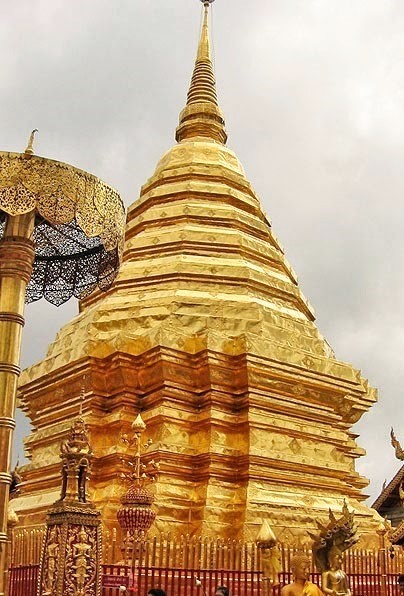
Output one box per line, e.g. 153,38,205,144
391,428,404,460
24,128,38,154
117,414,158,547
132,412,146,435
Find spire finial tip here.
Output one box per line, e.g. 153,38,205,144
25,129,38,155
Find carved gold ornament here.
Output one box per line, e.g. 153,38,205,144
310,501,358,573
0,149,126,305
391,428,404,461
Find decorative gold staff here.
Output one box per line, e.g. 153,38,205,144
0,130,126,595
117,414,159,564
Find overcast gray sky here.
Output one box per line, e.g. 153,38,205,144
2,0,403,503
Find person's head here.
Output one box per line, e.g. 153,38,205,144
397,574,404,594
215,587,229,596
148,590,166,596
290,553,310,582
327,546,342,570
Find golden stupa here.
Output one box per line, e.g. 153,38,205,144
13,2,382,546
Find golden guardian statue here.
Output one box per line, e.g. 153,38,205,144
310,502,358,596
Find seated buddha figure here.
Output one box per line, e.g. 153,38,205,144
281,553,324,596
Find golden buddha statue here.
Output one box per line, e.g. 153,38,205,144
321,546,351,596
281,553,323,596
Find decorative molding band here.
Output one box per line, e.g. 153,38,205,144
0,362,20,375
0,472,12,484
0,312,25,326
0,417,16,430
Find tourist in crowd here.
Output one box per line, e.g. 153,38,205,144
398,575,404,595
148,589,166,596
215,587,230,596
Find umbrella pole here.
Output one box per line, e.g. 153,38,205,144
0,212,35,596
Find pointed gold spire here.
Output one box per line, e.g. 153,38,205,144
187,3,217,106
176,0,227,144
197,2,212,63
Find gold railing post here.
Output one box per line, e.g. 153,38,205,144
377,524,389,596
0,212,35,596
3,510,18,596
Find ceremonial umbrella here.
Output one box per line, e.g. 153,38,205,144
0,131,125,590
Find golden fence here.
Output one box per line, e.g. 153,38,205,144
9,525,404,577
10,526,45,567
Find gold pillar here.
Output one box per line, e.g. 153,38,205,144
0,212,35,596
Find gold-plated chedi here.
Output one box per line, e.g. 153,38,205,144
14,2,382,547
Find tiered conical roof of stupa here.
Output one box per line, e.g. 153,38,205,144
16,1,381,546
20,1,375,425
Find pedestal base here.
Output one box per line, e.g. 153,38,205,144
37,501,101,596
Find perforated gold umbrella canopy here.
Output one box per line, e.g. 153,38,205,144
0,150,125,304
0,142,125,592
